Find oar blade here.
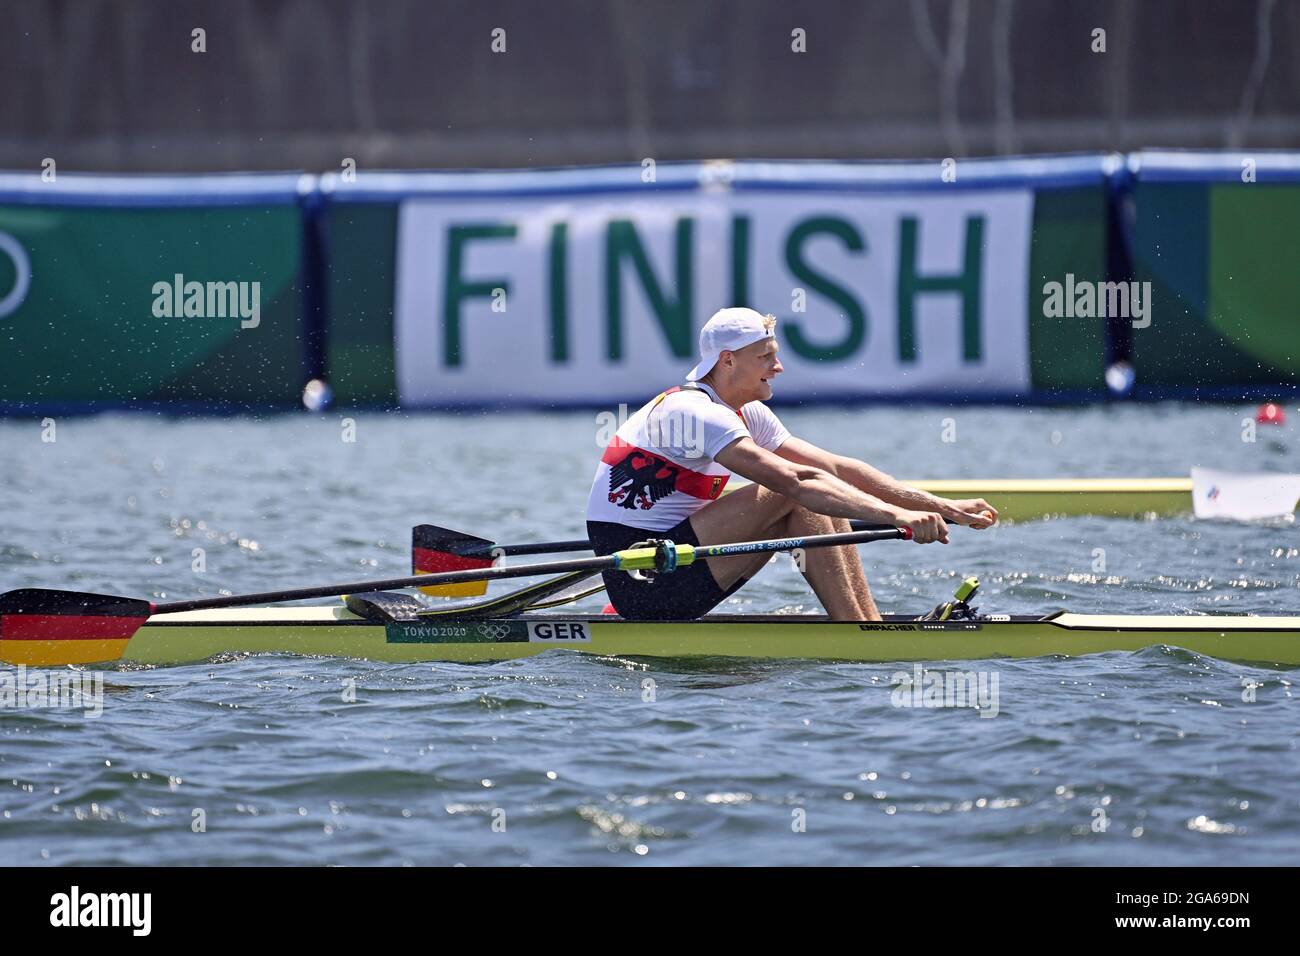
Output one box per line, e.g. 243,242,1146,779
0,588,151,666
412,525,493,597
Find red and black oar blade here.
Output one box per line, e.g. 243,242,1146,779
0,588,152,666
412,525,494,598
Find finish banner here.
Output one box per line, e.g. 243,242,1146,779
392,190,1034,405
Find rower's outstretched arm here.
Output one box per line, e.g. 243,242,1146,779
714,438,950,543
774,436,998,527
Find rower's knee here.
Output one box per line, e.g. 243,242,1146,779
780,504,837,535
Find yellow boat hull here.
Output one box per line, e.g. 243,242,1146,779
117,607,1300,666
909,478,1195,522
721,478,1199,522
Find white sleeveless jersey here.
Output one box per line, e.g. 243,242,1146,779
585,383,791,531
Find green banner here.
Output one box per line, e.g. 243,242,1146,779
1027,187,1109,392
0,204,304,408
323,203,398,405
1130,181,1300,388
324,175,1112,406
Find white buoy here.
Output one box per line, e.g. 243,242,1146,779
1104,361,1136,396
302,378,334,412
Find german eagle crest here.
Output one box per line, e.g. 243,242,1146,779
608,450,681,510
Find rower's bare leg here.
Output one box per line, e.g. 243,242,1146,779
687,482,881,620
687,481,800,585
782,509,880,621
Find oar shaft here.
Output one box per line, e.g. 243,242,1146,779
155,554,617,613
593,526,908,571
693,527,905,561
476,538,591,557
453,520,891,557
158,525,905,614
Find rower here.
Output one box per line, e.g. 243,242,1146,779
585,307,997,622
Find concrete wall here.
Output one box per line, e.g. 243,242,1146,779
2,0,1298,172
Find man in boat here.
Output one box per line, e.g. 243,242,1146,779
586,307,997,621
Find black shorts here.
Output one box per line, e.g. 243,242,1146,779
587,517,749,621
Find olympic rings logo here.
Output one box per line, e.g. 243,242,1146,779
0,231,32,320
477,623,513,642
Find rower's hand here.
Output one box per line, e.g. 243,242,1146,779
894,509,950,544
941,498,998,529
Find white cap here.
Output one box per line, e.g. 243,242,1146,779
686,308,775,381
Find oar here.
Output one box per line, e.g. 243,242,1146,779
0,525,910,667
411,518,897,597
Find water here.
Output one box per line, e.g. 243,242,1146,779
1,404,1298,864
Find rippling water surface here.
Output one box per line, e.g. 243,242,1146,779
1,405,1298,864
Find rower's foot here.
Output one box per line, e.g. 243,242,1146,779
916,576,982,621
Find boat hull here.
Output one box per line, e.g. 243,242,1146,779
908,478,1194,521
120,607,1300,666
